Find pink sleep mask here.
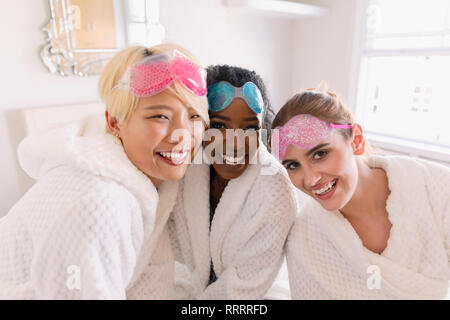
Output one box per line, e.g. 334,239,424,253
272,114,352,160
115,49,207,97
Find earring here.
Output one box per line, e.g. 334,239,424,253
113,132,121,145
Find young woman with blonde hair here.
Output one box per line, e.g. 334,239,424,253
0,43,208,299
272,88,450,299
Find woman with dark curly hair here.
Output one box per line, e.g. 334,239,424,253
168,65,298,299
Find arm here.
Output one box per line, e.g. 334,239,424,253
167,198,185,264
30,185,140,299
168,194,199,299
198,175,297,300
423,160,450,260
285,220,333,300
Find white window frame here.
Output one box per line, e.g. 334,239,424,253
349,0,450,165
114,0,164,47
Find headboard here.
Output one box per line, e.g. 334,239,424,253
21,102,105,136
15,102,105,194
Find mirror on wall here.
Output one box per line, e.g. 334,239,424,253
40,0,165,76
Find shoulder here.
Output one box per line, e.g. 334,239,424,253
68,167,141,225
19,165,142,230
369,154,450,187
286,199,328,253
253,166,297,207
368,154,450,217
56,164,139,204
369,154,448,175
255,146,295,195
243,164,298,225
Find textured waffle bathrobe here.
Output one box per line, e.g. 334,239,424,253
0,116,177,299
287,155,450,299
169,146,298,299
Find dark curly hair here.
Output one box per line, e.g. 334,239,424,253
206,65,275,132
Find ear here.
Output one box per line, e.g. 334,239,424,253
105,111,120,136
351,123,365,155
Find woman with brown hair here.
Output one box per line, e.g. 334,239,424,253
271,88,450,299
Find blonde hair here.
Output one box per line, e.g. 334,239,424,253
98,43,209,133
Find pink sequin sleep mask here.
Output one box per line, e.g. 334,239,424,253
272,114,352,160
115,49,207,97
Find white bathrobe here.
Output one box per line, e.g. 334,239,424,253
287,155,450,299
168,145,298,300
0,116,178,299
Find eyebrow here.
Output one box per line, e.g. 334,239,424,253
210,115,259,122
142,105,173,111
210,115,231,121
242,116,259,122
281,143,329,165
305,143,329,157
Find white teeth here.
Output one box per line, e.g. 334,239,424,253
159,151,187,159
222,154,245,165
312,180,336,195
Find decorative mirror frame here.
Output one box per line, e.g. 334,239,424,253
40,0,164,76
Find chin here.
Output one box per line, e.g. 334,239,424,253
319,202,341,212
319,195,350,212
157,166,189,182
213,164,248,180
170,169,190,181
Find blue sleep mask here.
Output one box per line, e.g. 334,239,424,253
207,81,265,114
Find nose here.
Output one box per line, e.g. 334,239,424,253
167,113,195,148
302,165,321,189
223,129,248,156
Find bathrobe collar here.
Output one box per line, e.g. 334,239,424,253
305,155,449,299
17,115,178,240
181,146,273,287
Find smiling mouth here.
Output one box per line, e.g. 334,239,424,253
312,179,337,196
157,150,189,166
219,153,248,166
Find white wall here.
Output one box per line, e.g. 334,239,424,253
290,0,450,167
291,0,358,108
159,0,294,111
0,0,101,216
0,0,294,216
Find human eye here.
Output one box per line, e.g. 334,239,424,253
312,149,329,160
210,122,226,129
283,161,300,171
145,114,169,120
190,114,201,120
245,125,261,131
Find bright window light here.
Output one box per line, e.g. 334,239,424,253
358,0,450,149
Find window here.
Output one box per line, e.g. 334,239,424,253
114,0,165,47
356,0,450,160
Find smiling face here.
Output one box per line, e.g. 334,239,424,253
282,129,362,211
107,89,205,187
204,98,261,180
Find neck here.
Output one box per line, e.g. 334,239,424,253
210,166,229,211
211,167,229,190
339,158,389,221
149,176,164,188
